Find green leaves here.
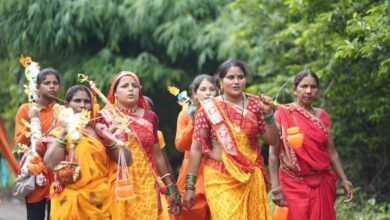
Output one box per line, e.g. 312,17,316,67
0,0,389,204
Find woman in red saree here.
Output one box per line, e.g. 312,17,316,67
269,70,353,220
95,71,182,219
183,59,279,220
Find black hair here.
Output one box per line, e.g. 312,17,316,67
215,59,248,80
144,96,154,110
293,70,320,89
189,74,215,95
65,85,92,103
36,68,61,85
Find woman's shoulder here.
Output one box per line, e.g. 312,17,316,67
316,108,331,125
17,103,30,112
246,96,263,113
178,107,191,118
314,107,329,117
143,109,159,123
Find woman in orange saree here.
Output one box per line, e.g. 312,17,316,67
44,85,131,220
269,70,353,220
95,71,182,219
174,74,216,220
183,59,279,220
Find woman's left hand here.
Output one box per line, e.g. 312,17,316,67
167,192,182,215
258,94,274,114
342,182,353,203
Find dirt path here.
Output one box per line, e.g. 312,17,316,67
0,197,26,220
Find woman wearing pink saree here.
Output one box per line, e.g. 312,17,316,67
269,70,353,220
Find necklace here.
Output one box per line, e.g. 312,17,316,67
221,94,245,132
294,103,315,115
118,105,138,114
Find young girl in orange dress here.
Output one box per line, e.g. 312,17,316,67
174,74,216,220
14,68,61,220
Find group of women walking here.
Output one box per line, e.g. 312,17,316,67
14,58,352,220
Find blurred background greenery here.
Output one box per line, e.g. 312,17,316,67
0,0,389,218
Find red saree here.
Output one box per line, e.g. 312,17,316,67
275,104,337,220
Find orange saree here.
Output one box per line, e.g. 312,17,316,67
174,107,209,220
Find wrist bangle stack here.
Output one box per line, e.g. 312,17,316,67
166,183,178,195
263,111,275,125
185,173,197,191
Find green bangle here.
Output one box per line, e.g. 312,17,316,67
55,138,67,147
263,111,275,125
166,184,178,195
185,185,196,191
186,174,197,182
108,143,118,151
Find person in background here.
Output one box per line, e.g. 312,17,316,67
14,68,61,220
174,74,217,220
269,70,353,220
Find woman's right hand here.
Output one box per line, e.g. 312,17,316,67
183,190,195,210
272,190,288,207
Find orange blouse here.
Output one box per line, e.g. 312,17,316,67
175,107,207,213
14,101,57,203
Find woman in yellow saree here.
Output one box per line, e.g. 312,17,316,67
183,59,280,220
44,85,131,220
95,71,182,219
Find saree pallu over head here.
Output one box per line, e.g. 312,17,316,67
49,128,111,220
275,104,331,180
196,98,272,220
96,71,162,219
107,71,148,109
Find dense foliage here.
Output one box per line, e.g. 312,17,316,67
1,0,389,215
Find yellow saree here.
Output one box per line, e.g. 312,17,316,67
199,98,272,220
50,130,111,220
107,135,160,220
98,108,166,220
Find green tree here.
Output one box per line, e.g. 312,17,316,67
203,0,390,201
1,0,389,206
